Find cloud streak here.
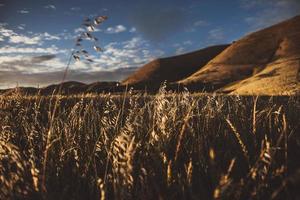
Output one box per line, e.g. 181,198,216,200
106,25,127,34
44,5,56,10
9,35,41,44
17,9,29,14
0,45,67,54
208,28,225,41
0,25,61,45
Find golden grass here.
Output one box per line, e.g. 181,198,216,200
0,88,299,199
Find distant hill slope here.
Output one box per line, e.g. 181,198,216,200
179,15,300,95
121,44,229,89
41,81,86,95
1,81,122,96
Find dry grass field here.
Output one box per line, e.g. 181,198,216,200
0,86,299,199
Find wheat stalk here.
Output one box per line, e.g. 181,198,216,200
225,118,249,162
41,15,108,193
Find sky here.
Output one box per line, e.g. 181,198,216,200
0,0,300,88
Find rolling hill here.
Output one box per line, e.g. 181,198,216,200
0,81,123,96
121,44,230,89
179,15,300,95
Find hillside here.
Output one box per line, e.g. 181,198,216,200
121,45,229,89
179,15,300,95
0,81,124,96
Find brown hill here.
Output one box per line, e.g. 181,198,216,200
0,81,127,96
179,15,300,95
85,81,121,93
40,81,87,95
121,44,229,89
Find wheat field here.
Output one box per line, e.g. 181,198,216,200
0,86,299,199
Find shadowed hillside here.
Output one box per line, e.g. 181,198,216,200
1,81,123,96
41,81,86,95
179,15,300,95
121,45,229,90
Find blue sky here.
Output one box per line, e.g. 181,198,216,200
0,0,299,88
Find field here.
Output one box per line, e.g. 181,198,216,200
0,86,299,200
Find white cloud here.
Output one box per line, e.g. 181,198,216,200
123,37,146,49
193,20,208,27
129,27,137,33
18,10,29,14
57,31,75,40
173,40,193,49
70,7,81,11
74,26,101,34
185,28,196,33
0,55,30,71
74,27,85,34
42,32,61,40
185,20,208,33
44,5,56,10
40,57,71,71
0,55,25,62
175,47,185,55
208,28,224,41
9,35,41,45
106,25,127,34
17,25,25,30
183,40,192,45
0,45,67,54
0,27,14,37
87,37,164,71
0,4,5,7
0,26,61,45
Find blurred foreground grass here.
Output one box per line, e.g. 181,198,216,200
0,87,299,200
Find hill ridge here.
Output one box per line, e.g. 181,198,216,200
178,15,300,95
121,44,230,89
